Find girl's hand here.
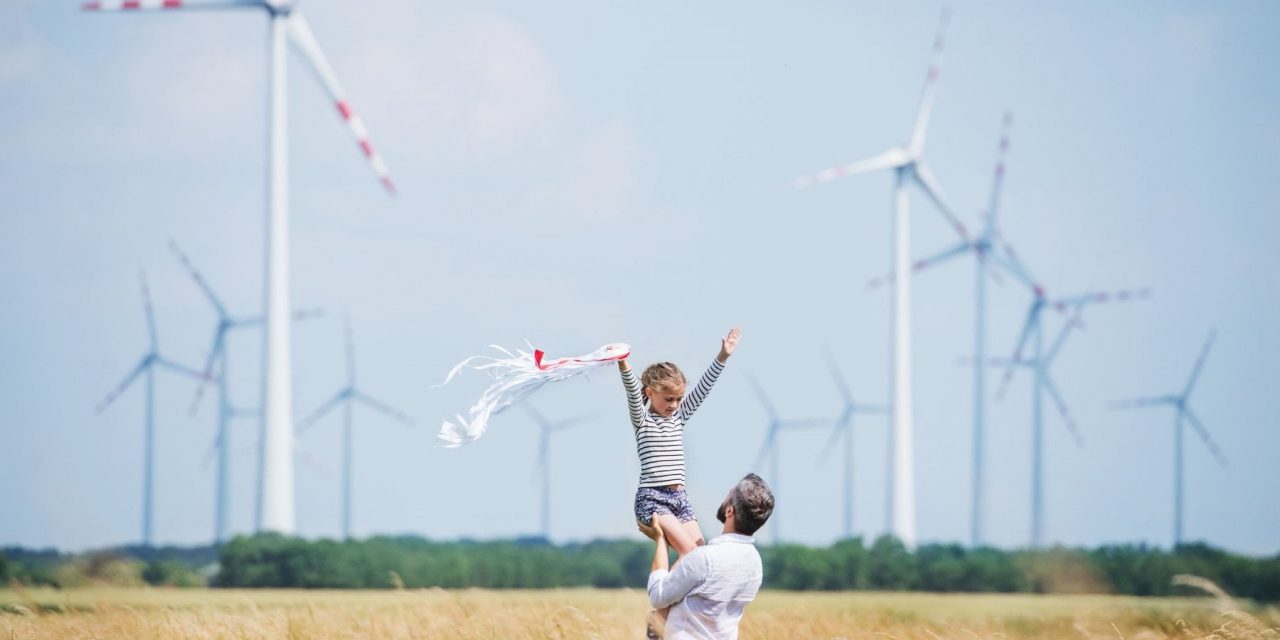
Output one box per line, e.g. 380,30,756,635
719,326,742,361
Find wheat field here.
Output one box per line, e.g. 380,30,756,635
2,579,1276,639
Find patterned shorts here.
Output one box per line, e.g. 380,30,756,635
634,486,697,525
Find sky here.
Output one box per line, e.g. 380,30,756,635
1,1,1277,554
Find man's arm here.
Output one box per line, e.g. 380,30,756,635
647,548,709,609
640,516,708,609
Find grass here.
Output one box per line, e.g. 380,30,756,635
1,579,1276,639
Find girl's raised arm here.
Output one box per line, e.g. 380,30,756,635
619,359,645,429
679,327,740,422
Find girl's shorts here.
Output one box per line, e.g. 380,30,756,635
634,486,697,525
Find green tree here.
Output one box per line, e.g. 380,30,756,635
866,535,917,590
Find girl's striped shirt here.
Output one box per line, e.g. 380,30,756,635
621,358,725,488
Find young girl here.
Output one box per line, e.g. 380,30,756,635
618,327,741,557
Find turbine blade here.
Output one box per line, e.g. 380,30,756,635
1042,306,1085,365
189,330,226,415
746,373,780,422
294,439,334,479
913,162,969,240
139,271,158,350
986,235,1040,292
907,6,950,154
82,0,259,11
155,356,212,381
1182,408,1226,467
1050,287,1152,311
995,301,1041,401
287,13,396,194
202,432,219,470
292,307,326,321
752,429,773,471
551,414,594,432
982,111,1013,232
977,250,1006,287
354,392,416,427
521,403,550,429
296,389,348,434
780,418,832,430
1182,329,1218,397
913,239,971,274
1109,396,1172,410
822,349,853,405
344,315,356,385
95,358,149,414
816,415,848,466
866,271,895,290
955,355,1014,367
168,240,228,319
1041,372,1084,447
790,147,910,189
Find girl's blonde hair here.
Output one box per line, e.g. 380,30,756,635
640,362,686,403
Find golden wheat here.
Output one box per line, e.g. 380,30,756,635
2,579,1275,640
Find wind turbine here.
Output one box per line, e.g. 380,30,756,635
894,113,1027,546
791,8,969,547
816,352,886,540
522,404,591,540
96,272,208,546
296,317,414,540
168,241,322,542
747,373,827,545
1112,330,1226,547
995,286,1150,548
85,0,396,534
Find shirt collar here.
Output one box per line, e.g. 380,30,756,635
709,532,755,545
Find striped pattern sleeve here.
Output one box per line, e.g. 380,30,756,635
678,357,726,422
621,366,645,429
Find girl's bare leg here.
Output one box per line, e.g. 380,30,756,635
655,513,702,557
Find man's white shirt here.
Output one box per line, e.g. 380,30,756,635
647,533,762,640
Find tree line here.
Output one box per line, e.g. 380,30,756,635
3,535,1277,601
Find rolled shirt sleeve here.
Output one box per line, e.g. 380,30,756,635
647,549,710,609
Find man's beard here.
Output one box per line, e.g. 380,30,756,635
716,500,728,524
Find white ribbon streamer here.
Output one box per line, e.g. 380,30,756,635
434,342,630,447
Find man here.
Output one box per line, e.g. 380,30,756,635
639,473,775,640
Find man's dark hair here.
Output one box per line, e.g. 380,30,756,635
730,473,774,535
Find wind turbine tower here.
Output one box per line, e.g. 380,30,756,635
85,0,396,534
522,404,590,540
296,318,414,540
904,113,1023,546
1113,330,1227,547
995,287,1150,547
169,241,321,542
747,373,827,545
817,352,886,540
791,9,968,547
96,272,207,546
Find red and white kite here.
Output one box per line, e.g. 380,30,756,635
435,342,630,447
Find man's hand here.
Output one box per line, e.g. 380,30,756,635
719,326,742,362
638,514,665,541
647,513,670,573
